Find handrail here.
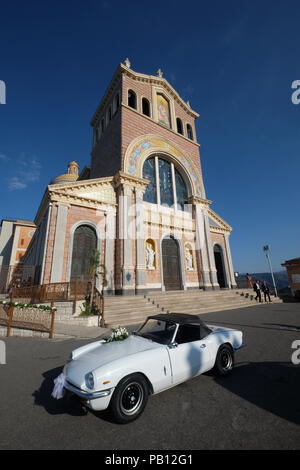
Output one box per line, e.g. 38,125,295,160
1,289,56,339
10,280,104,331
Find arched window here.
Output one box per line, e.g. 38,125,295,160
128,89,137,109
107,106,112,122
142,98,150,117
70,225,97,282
143,157,157,204
143,156,188,210
175,168,188,210
159,159,174,207
187,124,193,140
113,93,120,115
176,118,183,135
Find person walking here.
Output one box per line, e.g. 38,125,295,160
253,280,262,302
246,273,253,288
261,280,272,303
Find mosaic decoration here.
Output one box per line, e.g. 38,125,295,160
157,94,170,127
127,137,203,198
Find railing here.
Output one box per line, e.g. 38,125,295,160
0,291,56,338
0,265,36,294
6,280,105,332
12,281,92,311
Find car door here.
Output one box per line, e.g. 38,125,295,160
167,325,212,385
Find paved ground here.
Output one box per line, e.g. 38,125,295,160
0,302,299,450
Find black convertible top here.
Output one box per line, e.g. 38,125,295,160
148,313,209,327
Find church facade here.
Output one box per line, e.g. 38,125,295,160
23,60,237,295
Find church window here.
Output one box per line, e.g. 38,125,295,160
187,124,193,140
176,118,183,135
143,157,157,204
128,90,137,109
108,106,112,122
142,98,150,117
143,156,188,210
159,159,174,207
113,93,120,115
175,168,188,210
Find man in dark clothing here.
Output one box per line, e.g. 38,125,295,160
253,280,262,302
261,280,272,302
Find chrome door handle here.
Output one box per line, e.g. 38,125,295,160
200,344,206,348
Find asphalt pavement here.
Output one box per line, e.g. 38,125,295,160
0,302,299,450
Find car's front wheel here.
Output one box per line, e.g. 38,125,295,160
213,344,234,376
110,373,149,424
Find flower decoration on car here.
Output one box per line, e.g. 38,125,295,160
106,326,130,342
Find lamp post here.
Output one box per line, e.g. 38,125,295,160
263,245,278,297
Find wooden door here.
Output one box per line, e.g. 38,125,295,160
162,237,181,291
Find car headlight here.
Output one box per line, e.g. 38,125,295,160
85,372,94,390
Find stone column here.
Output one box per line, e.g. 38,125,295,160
120,185,135,295
135,187,147,295
203,209,220,289
50,203,69,283
194,204,212,290
225,234,237,288
104,210,116,295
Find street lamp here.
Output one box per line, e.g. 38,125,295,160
263,245,278,297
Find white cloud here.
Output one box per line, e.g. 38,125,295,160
7,153,42,190
0,153,8,160
8,176,27,190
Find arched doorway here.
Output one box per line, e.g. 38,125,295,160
70,225,97,282
214,244,227,288
162,236,181,291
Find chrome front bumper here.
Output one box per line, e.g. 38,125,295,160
64,380,112,400
234,342,246,351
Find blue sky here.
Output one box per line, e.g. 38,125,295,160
0,0,299,273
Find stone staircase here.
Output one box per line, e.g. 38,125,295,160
103,288,282,328
1,288,282,334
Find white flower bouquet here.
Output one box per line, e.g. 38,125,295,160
106,326,130,343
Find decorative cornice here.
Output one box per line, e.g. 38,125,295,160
188,196,212,207
113,171,149,190
209,226,231,235
49,192,117,212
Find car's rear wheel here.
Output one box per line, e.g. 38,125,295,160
213,344,234,376
110,373,149,424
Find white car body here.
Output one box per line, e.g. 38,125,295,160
63,314,244,416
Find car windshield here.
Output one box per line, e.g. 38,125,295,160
136,318,177,345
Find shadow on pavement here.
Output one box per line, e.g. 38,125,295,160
214,361,300,426
33,366,87,417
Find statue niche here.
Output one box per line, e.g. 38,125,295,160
145,239,156,270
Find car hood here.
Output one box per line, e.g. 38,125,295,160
65,335,159,389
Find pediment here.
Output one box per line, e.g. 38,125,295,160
208,208,232,233
48,177,117,205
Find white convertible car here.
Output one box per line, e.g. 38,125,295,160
63,313,244,423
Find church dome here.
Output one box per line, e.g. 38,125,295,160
51,161,79,185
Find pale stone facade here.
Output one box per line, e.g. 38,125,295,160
23,60,236,295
